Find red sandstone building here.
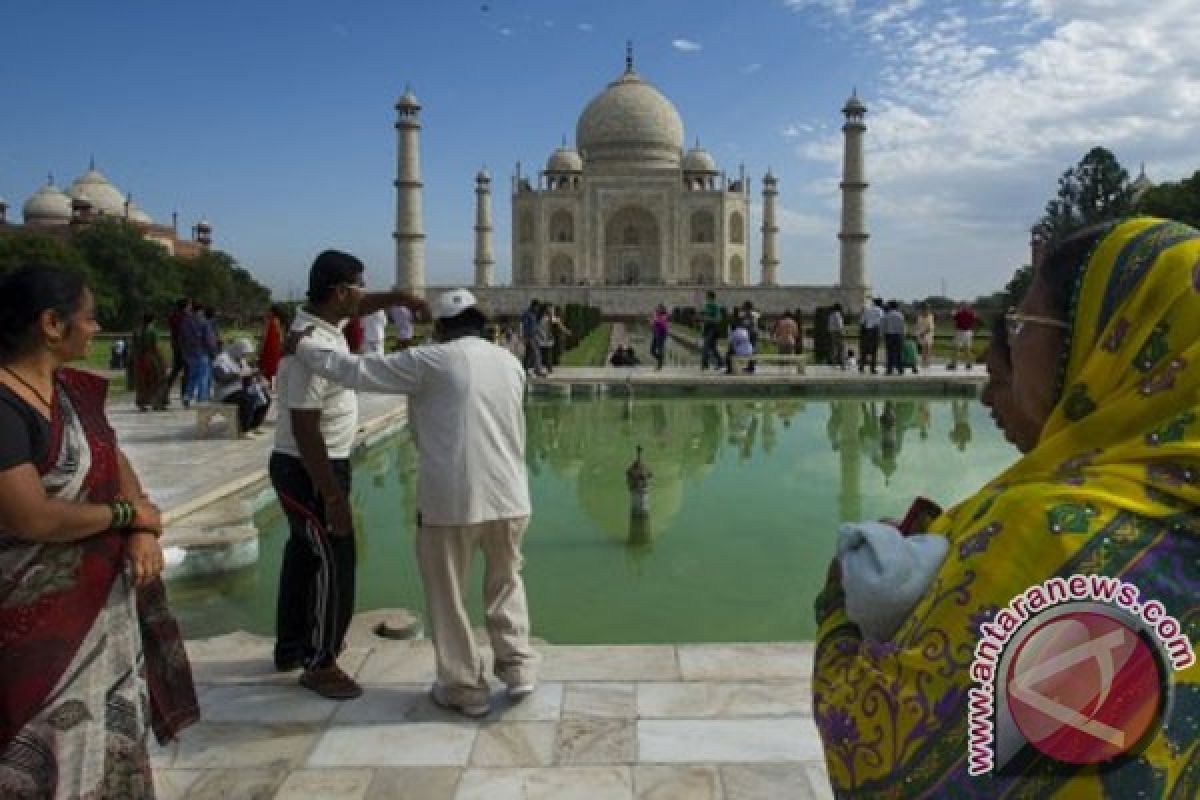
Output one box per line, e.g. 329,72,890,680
0,161,212,258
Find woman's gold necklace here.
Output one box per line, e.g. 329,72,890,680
1,365,54,411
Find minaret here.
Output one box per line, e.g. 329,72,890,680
473,168,495,287
394,86,426,293
838,89,869,290
760,169,780,286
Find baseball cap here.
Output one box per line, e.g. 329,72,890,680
434,288,478,320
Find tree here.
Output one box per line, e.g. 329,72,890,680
72,219,180,329
1034,147,1134,245
0,230,114,320
0,221,272,330
1136,169,1200,229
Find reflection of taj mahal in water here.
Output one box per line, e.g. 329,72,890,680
525,397,978,554
396,46,873,315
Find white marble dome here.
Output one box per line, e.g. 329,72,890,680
546,146,583,173
576,69,684,168
126,200,153,225
69,169,127,215
23,182,73,224
683,145,717,173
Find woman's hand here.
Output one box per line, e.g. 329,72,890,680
126,531,164,587
132,497,163,535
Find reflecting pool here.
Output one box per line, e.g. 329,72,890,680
168,395,1018,643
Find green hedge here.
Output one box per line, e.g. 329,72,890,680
561,303,602,348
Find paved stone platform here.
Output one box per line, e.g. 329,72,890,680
153,636,831,800
102,370,964,798
113,393,406,524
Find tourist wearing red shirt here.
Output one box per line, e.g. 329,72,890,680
949,303,976,369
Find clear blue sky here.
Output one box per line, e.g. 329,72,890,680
3,1,1197,300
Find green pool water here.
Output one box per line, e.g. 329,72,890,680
167,394,1018,643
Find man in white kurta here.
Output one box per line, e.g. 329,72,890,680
292,288,535,716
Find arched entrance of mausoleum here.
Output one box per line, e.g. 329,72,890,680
604,206,661,285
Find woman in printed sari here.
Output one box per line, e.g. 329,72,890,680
813,217,1199,797
0,266,198,798
132,312,166,411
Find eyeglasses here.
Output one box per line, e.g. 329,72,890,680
1004,309,1070,338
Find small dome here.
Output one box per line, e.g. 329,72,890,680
127,200,153,225
396,87,421,110
476,168,491,182
576,68,684,168
69,168,127,215
23,182,73,224
546,146,583,173
683,145,717,173
843,91,867,114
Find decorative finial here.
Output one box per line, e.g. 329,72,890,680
625,40,634,72
47,172,54,186
561,134,568,148
89,154,95,171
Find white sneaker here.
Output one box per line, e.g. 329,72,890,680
506,682,536,701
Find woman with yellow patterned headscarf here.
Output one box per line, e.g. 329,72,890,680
813,217,1200,798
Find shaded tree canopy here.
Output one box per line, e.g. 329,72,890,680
0,219,270,329
1034,147,1134,246
1136,169,1200,229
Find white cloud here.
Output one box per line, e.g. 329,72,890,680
781,122,815,138
672,38,703,53
499,27,513,36
577,22,593,32
792,0,1200,297
865,0,924,30
782,0,856,16
741,62,763,75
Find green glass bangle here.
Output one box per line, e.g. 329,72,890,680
110,499,134,530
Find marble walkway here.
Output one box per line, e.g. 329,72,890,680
153,634,831,800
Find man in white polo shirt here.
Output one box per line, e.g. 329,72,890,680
272,250,424,699
291,288,535,717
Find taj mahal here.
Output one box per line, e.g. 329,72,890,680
400,47,872,316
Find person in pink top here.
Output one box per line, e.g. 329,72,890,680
949,302,976,370
649,304,669,370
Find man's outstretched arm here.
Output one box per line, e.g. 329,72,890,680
294,343,423,395
357,289,428,319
